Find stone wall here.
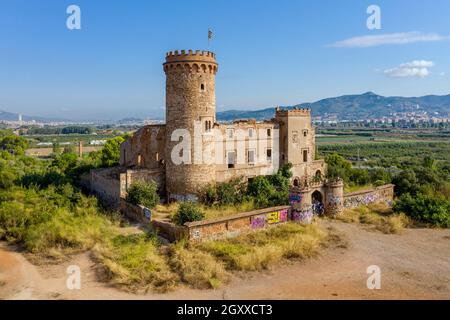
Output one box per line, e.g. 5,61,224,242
120,198,152,224
184,206,291,243
343,184,395,209
90,167,124,209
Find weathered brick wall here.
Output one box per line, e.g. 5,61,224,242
344,184,395,208
185,206,291,242
90,167,123,209
120,198,152,224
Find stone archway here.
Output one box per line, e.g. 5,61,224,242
311,190,324,215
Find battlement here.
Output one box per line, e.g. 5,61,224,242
165,50,217,63
275,106,311,117
164,50,218,74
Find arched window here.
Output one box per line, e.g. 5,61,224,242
293,178,300,187
200,83,205,91
315,170,322,179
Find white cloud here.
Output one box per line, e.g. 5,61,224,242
329,32,450,48
384,60,435,78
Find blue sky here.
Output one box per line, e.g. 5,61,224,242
1,0,449,120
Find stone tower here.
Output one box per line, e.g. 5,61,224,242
163,50,218,201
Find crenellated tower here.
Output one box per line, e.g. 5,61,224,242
163,50,218,200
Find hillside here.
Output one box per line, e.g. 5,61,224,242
217,92,450,121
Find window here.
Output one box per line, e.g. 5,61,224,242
248,128,254,138
266,148,272,162
248,149,255,164
205,120,212,132
267,128,271,137
303,130,308,137
293,178,300,187
227,129,234,139
155,152,159,162
227,151,235,169
137,154,142,166
200,83,205,91
303,150,308,163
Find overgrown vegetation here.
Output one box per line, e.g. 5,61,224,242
0,129,334,292
322,141,450,228
199,163,293,209
199,223,328,271
336,203,410,234
172,202,205,226
126,181,160,209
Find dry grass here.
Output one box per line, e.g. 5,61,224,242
154,201,259,221
168,241,229,289
94,223,328,292
92,234,178,293
344,184,373,194
199,223,329,271
337,203,410,234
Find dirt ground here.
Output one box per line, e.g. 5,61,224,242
1,220,449,300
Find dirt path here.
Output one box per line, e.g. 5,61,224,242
1,221,449,300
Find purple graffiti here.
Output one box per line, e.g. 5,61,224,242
292,210,313,224
251,216,267,229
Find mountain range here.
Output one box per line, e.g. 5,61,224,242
2,92,449,123
216,92,450,122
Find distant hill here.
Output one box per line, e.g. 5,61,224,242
0,110,69,123
216,92,450,122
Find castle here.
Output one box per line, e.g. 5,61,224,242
89,50,346,215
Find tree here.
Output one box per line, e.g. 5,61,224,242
126,181,160,209
52,152,78,173
325,153,352,181
98,136,125,167
394,192,450,228
173,202,204,226
392,170,418,196
0,133,28,156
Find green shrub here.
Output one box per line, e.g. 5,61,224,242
126,181,159,209
394,192,450,228
173,202,204,226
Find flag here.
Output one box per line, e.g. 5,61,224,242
208,29,213,42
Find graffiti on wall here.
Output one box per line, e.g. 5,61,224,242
292,209,313,224
251,209,289,229
268,209,289,224
328,195,342,206
251,215,267,229
289,194,302,205
344,193,380,208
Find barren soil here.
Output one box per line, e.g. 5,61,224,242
1,220,449,300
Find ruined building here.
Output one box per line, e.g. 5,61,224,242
89,50,345,215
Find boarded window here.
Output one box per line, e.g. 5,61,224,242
248,128,254,138
266,148,272,161
248,149,255,164
227,151,235,169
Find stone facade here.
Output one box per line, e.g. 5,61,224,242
118,50,330,203
88,50,397,217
